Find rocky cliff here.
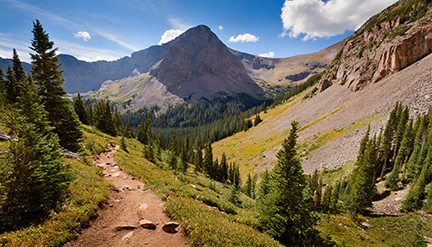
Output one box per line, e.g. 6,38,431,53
319,0,432,92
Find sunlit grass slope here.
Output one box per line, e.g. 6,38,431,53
114,137,282,247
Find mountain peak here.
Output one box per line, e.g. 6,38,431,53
150,25,265,102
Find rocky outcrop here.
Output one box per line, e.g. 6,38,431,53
319,0,432,92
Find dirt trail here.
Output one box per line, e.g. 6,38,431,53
65,145,189,247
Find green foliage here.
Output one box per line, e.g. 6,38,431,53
30,20,82,150
73,93,89,125
94,99,116,136
258,121,323,245
271,73,322,107
120,135,127,152
254,114,262,126
0,77,72,233
347,126,377,216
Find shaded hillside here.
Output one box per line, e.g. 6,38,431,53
0,57,31,75
319,0,432,92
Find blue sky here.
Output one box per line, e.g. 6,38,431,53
0,0,398,62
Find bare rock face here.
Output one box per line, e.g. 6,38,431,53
319,0,432,92
150,25,265,102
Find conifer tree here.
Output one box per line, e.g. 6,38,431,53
73,93,88,125
12,49,26,88
406,115,429,181
144,114,153,145
120,135,127,152
254,114,262,126
310,168,320,193
169,134,180,156
85,101,94,125
29,20,82,150
168,151,177,170
124,121,134,138
5,67,19,103
95,99,116,136
379,104,399,179
194,148,203,173
0,76,71,232
156,133,165,151
257,170,271,202
258,121,318,245
203,142,213,177
180,147,188,173
244,174,253,198
347,130,377,216
112,106,122,133
220,152,228,182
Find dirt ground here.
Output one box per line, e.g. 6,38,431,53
64,145,189,247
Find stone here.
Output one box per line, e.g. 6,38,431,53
139,219,156,230
122,231,134,240
162,222,180,233
115,225,137,231
361,222,371,228
139,203,149,210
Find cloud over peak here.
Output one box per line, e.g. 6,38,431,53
280,0,398,40
228,33,259,43
158,29,184,45
73,31,91,41
158,18,190,45
259,51,275,58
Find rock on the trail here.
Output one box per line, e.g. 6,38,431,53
139,219,157,230
115,225,137,231
122,231,134,240
139,203,149,210
162,222,180,233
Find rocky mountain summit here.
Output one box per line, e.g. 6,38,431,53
319,0,432,92
149,25,265,102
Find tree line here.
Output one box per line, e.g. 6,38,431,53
306,102,432,220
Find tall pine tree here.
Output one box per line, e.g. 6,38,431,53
29,19,82,150
258,121,319,245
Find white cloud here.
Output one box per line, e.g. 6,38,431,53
228,33,259,43
158,29,184,45
219,25,224,30
158,18,191,45
280,0,398,40
73,31,91,41
259,52,275,58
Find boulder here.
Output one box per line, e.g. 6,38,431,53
162,222,180,233
122,231,134,240
139,219,156,230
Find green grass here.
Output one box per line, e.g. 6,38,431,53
114,137,282,246
317,213,432,247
